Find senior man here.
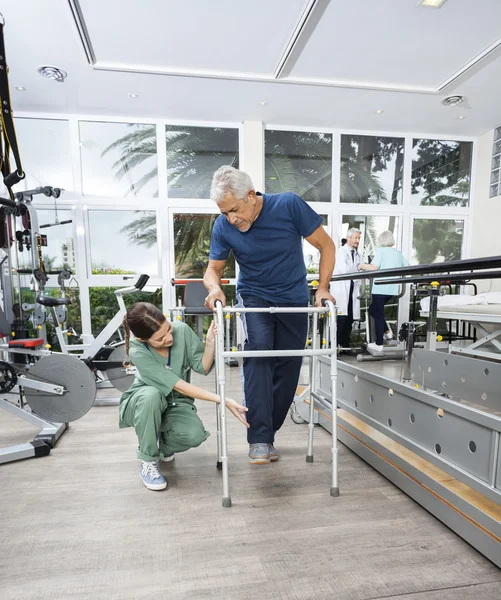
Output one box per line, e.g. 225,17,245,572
330,227,361,351
203,165,335,464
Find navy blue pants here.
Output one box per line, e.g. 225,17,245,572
369,294,393,345
239,294,308,444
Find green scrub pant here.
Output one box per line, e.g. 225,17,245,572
120,386,210,462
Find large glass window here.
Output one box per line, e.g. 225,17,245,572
303,215,328,273
89,286,162,337
14,118,73,193
80,121,157,197
490,127,501,198
15,209,74,275
87,210,158,275
411,219,464,265
166,126,239,198
411,139,472,207
265,130,332,202
340,135,404,204
341,215,401,260
173,213,235,278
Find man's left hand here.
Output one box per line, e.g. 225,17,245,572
315,288,335,307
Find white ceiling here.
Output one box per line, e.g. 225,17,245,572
3,0,501,136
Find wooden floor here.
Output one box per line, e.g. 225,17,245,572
1,368,500,600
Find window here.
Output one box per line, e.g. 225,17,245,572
173,213,235,278
265,130,332,202
340,135,404,204
89,286,162,337
80,121,157,197
341,215,400,260
303,215,328,273
166,126,239,198
15,209,74,276
87,210,158,275
411,219,464,265
14,118,73,193
411,139,472,207
490,127,501,198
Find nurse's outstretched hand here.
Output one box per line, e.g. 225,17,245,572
225,398,250,427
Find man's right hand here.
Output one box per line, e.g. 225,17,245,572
204,287,227,310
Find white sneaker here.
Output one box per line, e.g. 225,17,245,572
160,453,175,463
367,342,384,354
384,329,393,340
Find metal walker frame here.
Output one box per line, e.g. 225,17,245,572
212,300,339,507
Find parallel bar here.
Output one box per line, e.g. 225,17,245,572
329,255,501,283
377,269,501,286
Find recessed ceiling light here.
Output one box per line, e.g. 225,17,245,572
417,0,448,8
457,116,466,120
15,86,26,91
260,100,268,106
37,65,67,82
375,109,384,114
128,93,139,99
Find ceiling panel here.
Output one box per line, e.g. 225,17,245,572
80,0,308,74
288,0,501,88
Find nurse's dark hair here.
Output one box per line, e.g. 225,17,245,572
122,302,166,356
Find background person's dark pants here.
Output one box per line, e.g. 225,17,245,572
240,294,308,445
337,280,354,348
369,294,393,345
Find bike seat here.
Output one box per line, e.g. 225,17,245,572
9,338,45,348
36,296,72,307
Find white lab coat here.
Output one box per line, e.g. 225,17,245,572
330,244,361,319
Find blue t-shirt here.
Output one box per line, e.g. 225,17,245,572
372,247,408,296
209,192,323,303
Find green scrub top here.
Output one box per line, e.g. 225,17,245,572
119,321,212,427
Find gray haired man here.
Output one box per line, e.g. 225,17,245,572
203,166,335,464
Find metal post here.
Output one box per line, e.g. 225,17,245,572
426,295,438,351
306,311,318,463
403,322,415,381
215,301,231,507
326,300,339,497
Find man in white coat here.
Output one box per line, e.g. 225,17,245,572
330,228,361,350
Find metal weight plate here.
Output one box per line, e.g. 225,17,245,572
24,354,97,422
106,344,135,392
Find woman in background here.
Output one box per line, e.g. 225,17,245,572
358,230,407,354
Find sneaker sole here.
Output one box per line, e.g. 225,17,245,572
270,455,278,462
140,475,167,491
248,457,271,464
160,455,175,463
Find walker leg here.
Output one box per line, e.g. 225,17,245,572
216,303,232,507
329,303,340,497
306,312,319,463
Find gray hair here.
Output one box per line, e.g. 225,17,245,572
210,165,254,203
346,227,361,238
377,230,395,247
